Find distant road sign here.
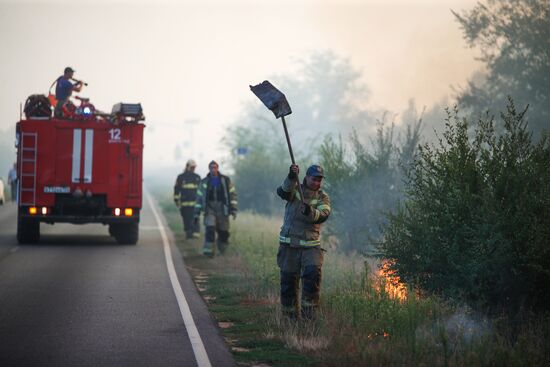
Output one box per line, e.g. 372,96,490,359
236,147,249,155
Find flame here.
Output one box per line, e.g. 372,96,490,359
367,331,390,340
377,260,407,301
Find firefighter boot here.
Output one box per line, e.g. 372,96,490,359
203,242,215,258
301,265,322,321
280,271,300,321
217,230,230,254
203,226,216,258
300,303,317,321
192,217,200,238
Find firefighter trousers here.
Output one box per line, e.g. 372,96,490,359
203,202,230,256
277,244,324,320
180,206,198,238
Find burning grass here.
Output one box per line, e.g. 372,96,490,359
377,260,408,302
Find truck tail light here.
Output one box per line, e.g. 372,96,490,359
41,207,48,215
124,208,133,216
29,207,38,215
114,208,121,216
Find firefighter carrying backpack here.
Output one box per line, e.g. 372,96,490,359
24,94,52,118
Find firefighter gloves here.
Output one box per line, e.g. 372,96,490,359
288,164,299,180
301,203,312,216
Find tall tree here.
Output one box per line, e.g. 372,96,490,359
453,0,550,138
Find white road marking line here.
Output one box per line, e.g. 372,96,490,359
10,246,19,253
145,189,212,367
139,225,166,231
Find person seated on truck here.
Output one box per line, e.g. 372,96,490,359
54,67,83,118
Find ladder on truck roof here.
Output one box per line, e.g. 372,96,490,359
19,132,38,206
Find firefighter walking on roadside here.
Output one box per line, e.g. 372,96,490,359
276,164,331,321
174,159,201,239
194,160,237,257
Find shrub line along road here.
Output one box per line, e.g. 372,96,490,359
0,191,235,367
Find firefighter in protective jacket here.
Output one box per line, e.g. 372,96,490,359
276,164,331,320
174,159,201,239
194,161,237,257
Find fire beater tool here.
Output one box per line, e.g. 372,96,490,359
250,80,304,203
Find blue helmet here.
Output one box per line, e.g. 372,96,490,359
306,164,324,178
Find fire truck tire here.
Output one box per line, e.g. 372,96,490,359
108,224,116,237
17,218,40,244
112,223,139,245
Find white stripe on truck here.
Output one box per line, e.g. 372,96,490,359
72,129,82,183
84,129,94,183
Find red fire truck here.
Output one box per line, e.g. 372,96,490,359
16,96,145,244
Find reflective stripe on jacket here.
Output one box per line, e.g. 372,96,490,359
174,171,201,208
195,173,237,216
277,176,331,247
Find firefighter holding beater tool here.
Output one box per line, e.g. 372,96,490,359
276,164,331,320
250,80,332,320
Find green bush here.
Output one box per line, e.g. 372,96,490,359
381,99,550,312
320,120,421,253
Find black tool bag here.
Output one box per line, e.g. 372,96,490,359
24,94,52,118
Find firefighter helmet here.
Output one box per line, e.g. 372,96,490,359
306,165,324,178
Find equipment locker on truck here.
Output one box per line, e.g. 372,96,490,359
16,94,145,245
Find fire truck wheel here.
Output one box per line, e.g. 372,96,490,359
113,222,139,245
17,218,40,244
108,224,116,237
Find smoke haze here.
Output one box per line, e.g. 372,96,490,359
0,0,479,176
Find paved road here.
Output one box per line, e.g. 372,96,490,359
0,193,234,367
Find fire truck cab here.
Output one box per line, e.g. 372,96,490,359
16,99,145,245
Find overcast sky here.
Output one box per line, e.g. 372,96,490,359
0,0,480,175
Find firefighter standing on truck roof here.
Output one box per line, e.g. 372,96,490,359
276,164,331,321
194,160,237,257
174,159,201,239
54,67,83,118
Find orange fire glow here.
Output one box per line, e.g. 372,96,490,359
377,261,407,301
